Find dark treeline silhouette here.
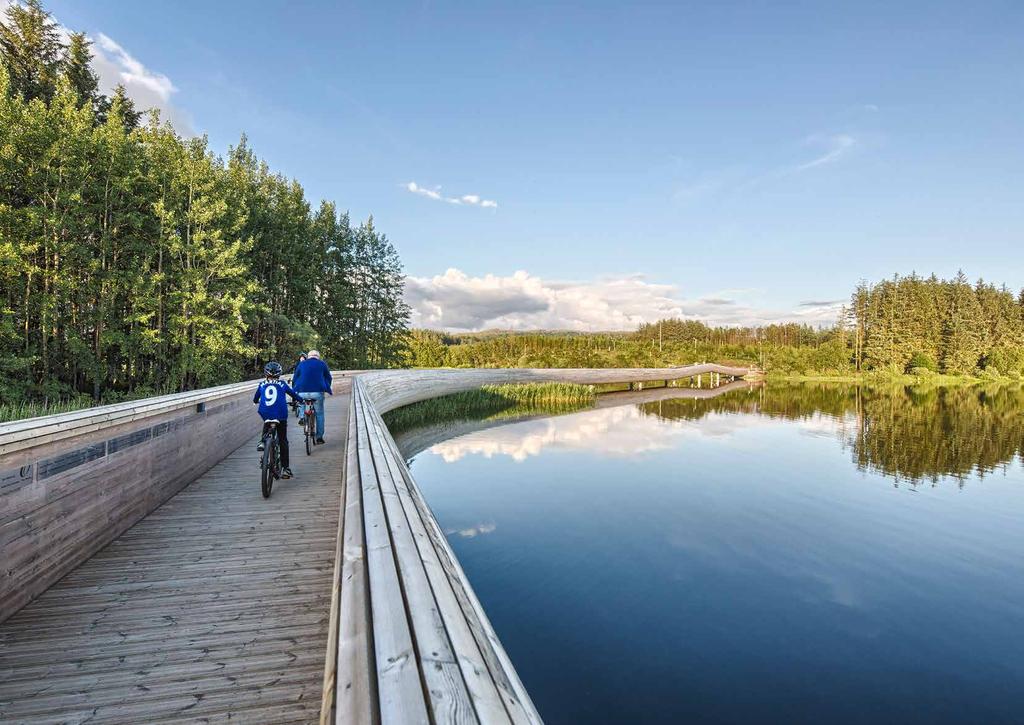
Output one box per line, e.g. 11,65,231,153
0,0,409,407
639,382,1024,485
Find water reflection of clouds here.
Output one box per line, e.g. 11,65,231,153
428,405,777,463
796,413,846,438
445,522,497,538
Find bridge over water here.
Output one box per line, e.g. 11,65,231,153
0,365,752,724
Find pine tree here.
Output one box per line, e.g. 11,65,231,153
940,271,987,374
0,0,63,103
62,32,101,111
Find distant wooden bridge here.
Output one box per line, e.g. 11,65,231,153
0,364,752,724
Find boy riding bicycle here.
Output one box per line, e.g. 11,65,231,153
253,361,302,479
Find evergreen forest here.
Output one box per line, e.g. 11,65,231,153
0,0,410,411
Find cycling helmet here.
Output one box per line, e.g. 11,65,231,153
264,361,283,377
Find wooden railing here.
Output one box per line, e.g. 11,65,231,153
0,364,753,720
0,380,261,623
322,364,752,724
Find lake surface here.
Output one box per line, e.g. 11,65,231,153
393,383,1024,724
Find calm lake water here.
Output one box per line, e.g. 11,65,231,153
393,383,1024,724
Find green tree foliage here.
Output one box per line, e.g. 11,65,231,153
0,2,409,407
639,382,1024,485
62,32,100,111
0,0,62,103
406,270,1024,380
849,272,1020,375
402,320,854,375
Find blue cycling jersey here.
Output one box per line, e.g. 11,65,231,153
253,379,300,421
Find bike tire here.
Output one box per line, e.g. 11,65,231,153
305,427,312,456
261,435,274,498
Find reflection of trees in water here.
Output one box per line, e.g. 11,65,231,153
638,383,1024,486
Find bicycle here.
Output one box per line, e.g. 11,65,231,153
259,420,283,498
298,396,318,456
260,402,298,498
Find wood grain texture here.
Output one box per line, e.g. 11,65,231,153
0,382,351,724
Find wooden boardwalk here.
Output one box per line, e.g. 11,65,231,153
0,382,352,723
1,364,752,724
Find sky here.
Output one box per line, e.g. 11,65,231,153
36,0,1024,331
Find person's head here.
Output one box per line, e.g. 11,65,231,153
264,361,283,379
298,353,307,363
307,350,321,360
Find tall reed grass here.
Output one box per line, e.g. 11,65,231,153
383,382,595,433
0,398,96,424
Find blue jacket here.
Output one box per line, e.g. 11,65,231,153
253,379,300,421
292,358,333,394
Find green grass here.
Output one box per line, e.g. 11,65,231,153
0,398,98,423
383,382,596,433
0,385,183,424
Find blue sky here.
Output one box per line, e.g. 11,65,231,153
42,0,1024,330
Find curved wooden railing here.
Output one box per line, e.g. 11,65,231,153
323,364,753,724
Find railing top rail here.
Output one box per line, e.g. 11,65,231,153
356,364,756,414
0,365,753,455
0,380,254,434
0,371,357,456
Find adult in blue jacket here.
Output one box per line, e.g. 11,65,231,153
292,350,333,442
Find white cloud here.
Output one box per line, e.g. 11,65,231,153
797,134,856,171
405,181,497,209
91,33,192,132
406,182,442,201
0,1,192,132
404,268,842,331
95,33,175,101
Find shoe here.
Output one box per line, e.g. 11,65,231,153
281,468,293,479
256,441,265,451
297,417,305,426
316,437,325,444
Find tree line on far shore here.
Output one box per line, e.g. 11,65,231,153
640,382,1024,485
1,0,409,406
405,272,1024,379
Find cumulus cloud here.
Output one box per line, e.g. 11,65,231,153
405,268,842,331
405,182,497,209
0,1,192,133
91,33,192,132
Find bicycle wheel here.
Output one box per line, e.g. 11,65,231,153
261,433,274,498
305,424,312,455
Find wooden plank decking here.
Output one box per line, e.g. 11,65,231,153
0,382,352,723
1,364,753,724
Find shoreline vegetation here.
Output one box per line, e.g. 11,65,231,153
404,272,1024,387
382,383,595,435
